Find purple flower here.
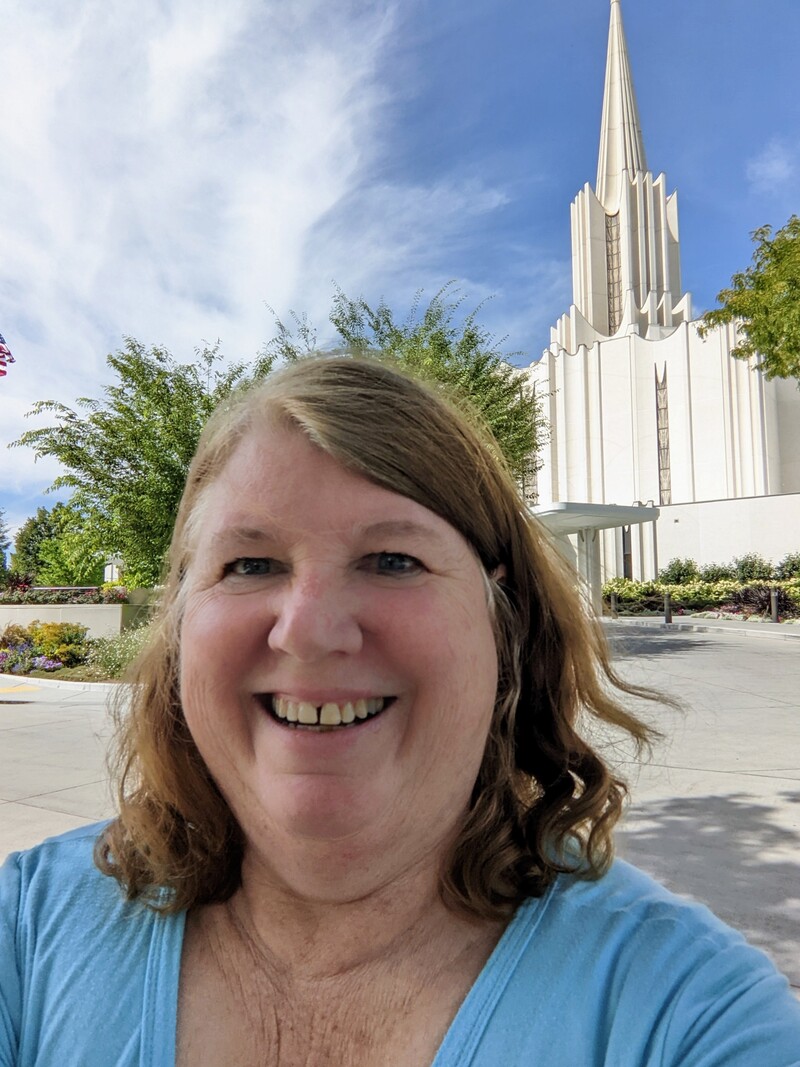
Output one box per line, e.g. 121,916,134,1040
32,655,63,672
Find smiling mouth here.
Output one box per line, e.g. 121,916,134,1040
258,695,394,731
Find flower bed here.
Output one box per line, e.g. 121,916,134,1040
0,585,129,605
0,620,90,674
603,577,800,621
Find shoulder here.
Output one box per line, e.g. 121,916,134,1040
525,857,786,991
2,821,117,922
1,823,183,1063
3,820,110,877
1,820,177,957
490,860,800,1065
1,821,152,997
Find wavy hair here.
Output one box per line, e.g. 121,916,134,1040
96,355,660,918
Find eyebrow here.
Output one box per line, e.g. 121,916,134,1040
208,519,448,547
358,519,447,543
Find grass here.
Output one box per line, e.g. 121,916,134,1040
27,665,110,682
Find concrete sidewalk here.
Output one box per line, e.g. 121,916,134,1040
608,614,800,642
606,624,799,991
0,678,115,853
1,621,798,991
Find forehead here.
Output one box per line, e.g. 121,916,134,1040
193,423,465,549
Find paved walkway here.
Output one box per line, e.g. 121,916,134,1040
0,677,115,854
607,622,799,991
1,621,798,991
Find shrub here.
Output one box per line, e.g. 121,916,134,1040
0,620,92,672
1,571,34,592
730,584,799,619
776,552,800,580
25,621,90,668
699,561,736,581
86,624,151,679
658,558,700,584
733,553,774,582
602,578,662,603
0,623,32,648
0,586,129,605
602,578,664,614
658,580,739,610
0,643,35,674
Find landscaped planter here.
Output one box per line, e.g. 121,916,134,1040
0,603,150,639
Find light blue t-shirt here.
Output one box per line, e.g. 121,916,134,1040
2,823,799,1065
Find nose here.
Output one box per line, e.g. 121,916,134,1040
267,572,363,661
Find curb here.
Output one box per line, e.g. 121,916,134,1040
604,618,800,642
0,674,122,696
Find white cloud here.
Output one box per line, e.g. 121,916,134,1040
0,0,398,495
0,0,521,536
745,138,797,196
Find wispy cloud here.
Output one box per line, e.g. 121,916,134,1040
0,0,548,539
1,0,401,514
745,138,797,196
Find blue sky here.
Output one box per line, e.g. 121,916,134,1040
1,0,798,542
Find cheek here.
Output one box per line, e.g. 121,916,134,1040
408,597,499,730
181,591,264,670
178,595,257,740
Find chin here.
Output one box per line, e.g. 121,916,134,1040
254,775,388,845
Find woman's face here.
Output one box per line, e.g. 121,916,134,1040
179,423,499,891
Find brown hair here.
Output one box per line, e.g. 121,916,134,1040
96,355,658,918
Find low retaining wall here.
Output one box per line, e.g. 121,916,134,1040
0,603,150,639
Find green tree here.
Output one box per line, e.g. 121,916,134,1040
13,340,276,587
699,215,800,381
35,503,106,586
266,285,547,490
15,291,545,588
11,505,60,578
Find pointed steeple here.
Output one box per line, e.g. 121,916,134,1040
548,0,691,350
595,0,647,212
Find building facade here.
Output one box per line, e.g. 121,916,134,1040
528,0,800,581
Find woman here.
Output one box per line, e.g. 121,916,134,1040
2,356,799,1065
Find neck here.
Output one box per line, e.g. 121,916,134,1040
225,844,472,979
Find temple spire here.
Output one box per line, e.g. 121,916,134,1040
595,0,647,211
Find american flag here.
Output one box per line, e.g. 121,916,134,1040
0,333,14,377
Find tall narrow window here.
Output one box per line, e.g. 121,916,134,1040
655,365,671,505
605,212,622,334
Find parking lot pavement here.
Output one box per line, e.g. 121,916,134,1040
0,679,114,858
607,625,800,991
2,624,798,991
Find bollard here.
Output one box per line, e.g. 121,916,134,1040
664,591,672,624
771,588,779,624
610,591,619,617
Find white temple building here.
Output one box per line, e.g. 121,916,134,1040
529,0,800,586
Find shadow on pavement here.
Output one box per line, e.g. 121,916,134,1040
618,791,800,983
607,630,718,657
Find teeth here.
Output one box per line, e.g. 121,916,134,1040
297,701,318,725
320,702,341,726
268,696,387,727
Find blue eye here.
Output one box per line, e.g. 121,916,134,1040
225,558,277,576
368,552,424,576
